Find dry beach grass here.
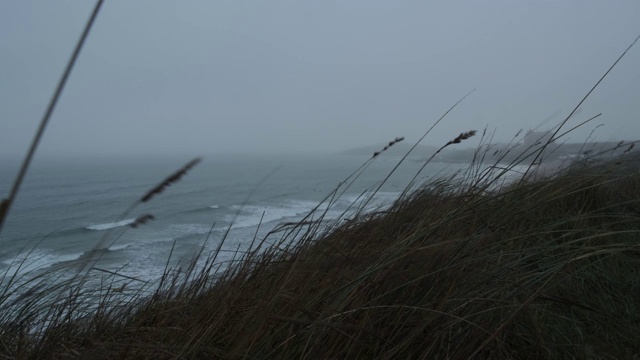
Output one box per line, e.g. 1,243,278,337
1,133,640,359
1,4,640,357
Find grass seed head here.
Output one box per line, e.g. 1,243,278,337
446,130,477,146
140,157,202,203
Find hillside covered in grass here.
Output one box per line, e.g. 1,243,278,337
2,150,640,359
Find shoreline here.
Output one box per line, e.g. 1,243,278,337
2,151,639,358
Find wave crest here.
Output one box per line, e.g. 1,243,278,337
86,219,135,231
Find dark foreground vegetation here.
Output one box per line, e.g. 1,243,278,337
1,144,640,359
1,15,638,357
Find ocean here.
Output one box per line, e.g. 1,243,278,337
0,154,459,292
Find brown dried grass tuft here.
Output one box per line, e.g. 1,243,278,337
141,157,202,203
3,143,640,359
372,136,405,158
446,130,477,146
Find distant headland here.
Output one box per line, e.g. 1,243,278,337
340,130,638,165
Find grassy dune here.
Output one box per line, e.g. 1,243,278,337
2,144,640,359
2,5,639,357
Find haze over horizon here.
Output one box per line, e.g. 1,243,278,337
1,1,639,159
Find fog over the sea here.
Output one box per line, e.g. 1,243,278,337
1,1,639,159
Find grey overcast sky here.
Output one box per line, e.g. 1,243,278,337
1,1,639,158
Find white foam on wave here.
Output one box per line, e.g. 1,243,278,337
209,205,220,209
111,237,239,286
330,191,400,212
1,249,81,276
365,191,401,208
168,223,214,236
108,243,131,251
37,244,131,265
228,199,322,229
226,192,402,231
86,218,136,231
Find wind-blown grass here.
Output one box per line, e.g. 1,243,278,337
1,139,640,359
1,11,639,357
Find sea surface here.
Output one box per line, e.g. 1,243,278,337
0,153,462,292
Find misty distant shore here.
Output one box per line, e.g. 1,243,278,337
340,139,639,165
